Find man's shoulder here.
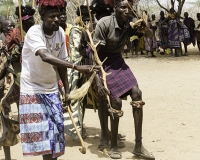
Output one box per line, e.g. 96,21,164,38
27,24,42,35
97,15,113,26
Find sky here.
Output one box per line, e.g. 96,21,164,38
158,0,198,8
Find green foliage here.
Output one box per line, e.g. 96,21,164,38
0,0,32,16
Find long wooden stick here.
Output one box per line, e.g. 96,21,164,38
18,0,24,42
85,0,94,33
32,0,35,8
67,105,86,154
83,24,113,118
7,7,10,19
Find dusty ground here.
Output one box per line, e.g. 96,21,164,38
1,45,200,160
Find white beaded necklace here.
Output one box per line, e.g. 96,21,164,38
45,32,56,53
42,24,56,53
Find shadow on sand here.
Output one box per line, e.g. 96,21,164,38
65,126,150,159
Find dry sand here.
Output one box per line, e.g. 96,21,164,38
1,45,200,160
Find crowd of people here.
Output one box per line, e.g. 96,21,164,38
1,0,199,160
125,9,200,58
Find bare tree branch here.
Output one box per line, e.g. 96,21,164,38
155,0,169,12
177,0,185,16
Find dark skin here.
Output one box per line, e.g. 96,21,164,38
150,14,157,37
158,11,167,54
145,13,156,58
196,13,200,52
97,1,149,158
32,8,99,160
60,10,67,30
183,12,189,55
1,19,15,35
0,15,6,33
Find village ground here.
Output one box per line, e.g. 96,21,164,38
1,45,200,160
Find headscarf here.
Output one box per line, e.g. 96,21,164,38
91,0,113,20
15,5,35,21
36,0,66,16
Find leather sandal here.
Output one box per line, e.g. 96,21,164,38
108,148,122,159
132,145,155,160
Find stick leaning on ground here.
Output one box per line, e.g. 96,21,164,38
67,105,86,154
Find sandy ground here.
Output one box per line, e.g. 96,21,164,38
1,45,200,160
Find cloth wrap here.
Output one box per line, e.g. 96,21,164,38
98,52,138,100
19,93,65,158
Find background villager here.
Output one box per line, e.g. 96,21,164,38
165,8,190,57
194,13,200,52
157,11,168,54
144,13,157,57
183,12,195,56
0,18,21,160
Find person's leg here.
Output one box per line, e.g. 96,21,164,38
135,47,138,57
98,100,109,150
3,146,11,160
109,98,122,159
175,48,180,57
43,154,57,160
151,51,156,57
130,86,155,159
197,41,200,52
130,47,134,57
130,86,143,148
146,51,149,58
183,43,187,56
125,51,128,58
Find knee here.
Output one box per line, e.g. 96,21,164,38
111,98,122,110
131,86,142,101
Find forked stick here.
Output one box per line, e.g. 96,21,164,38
67,105,86,154
83,23,113,118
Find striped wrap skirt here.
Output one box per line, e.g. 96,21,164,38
19,92,65,158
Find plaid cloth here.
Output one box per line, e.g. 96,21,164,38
98,52,138,100
5,28,21,52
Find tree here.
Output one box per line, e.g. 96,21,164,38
66,0,85,23
155,0,186,17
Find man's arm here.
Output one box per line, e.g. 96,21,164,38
36,49,100,73
57,67,69,103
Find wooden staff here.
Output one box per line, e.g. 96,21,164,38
67,105,86,154
7,7,10,19
32,0,35,8
83,23,113,118
85,0,94,33
18,0,24,42
74,0,83,27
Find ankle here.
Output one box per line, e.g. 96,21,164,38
135,139,142,148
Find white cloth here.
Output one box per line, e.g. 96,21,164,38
194,20,200,31
20,25,68,94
